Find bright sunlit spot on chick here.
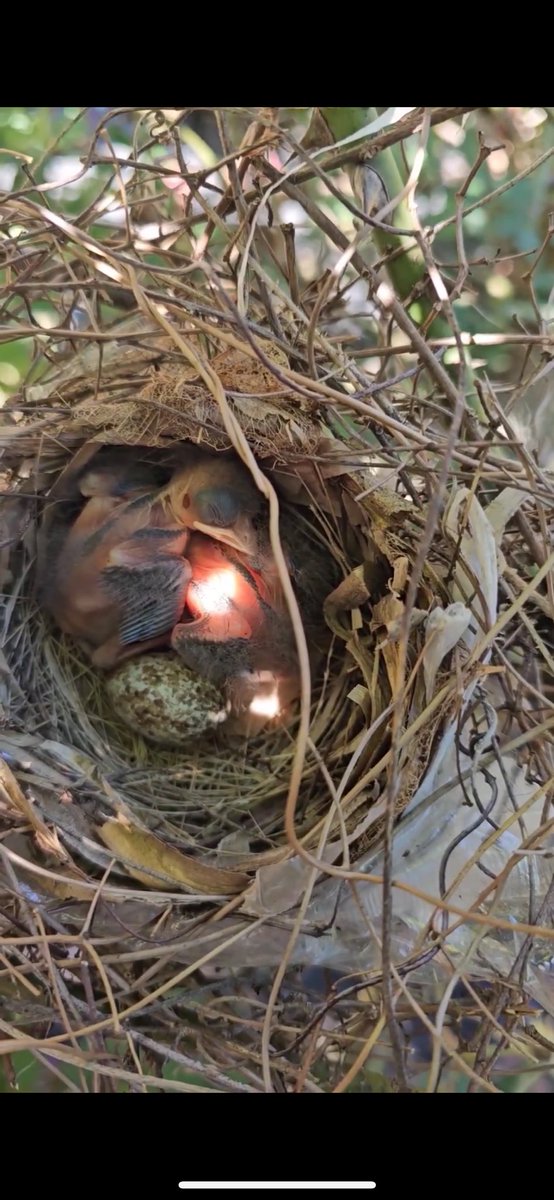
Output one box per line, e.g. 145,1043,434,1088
249,689,281,719
189,569,237,615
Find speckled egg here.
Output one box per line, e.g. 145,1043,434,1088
105,653,229,747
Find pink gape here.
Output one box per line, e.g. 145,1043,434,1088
171,534,299,730
176,534,268,643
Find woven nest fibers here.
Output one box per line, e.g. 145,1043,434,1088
1,319,553,1094
0,329,417,908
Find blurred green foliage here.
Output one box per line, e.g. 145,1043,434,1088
0,106,552,407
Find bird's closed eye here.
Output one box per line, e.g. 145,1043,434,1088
194,487,240,527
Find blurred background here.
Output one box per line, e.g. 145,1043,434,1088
1,107,553,421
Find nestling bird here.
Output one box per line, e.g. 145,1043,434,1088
156,445,265,560
181,532,272,639
38,445,266,669
77,453,171,500
170,532,297,680
171,509,339,728
77,443,264,558
40,487,192,669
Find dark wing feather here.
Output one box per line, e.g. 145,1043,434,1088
103,557,190,645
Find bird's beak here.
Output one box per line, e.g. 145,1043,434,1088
192,518,257,558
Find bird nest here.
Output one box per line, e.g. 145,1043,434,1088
1,107,553,1094
2,324,415,880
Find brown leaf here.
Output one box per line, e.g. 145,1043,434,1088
98,818,249,895
300,108,334,151
325,565,369,612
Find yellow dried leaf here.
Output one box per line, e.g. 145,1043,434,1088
0,759,67,861
348,684,371,716
381,640,403,694
391,556,409,594
351,607,363,631
18,865,93,903
34,826,67,861
371,594,405,631
98,819,249,895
